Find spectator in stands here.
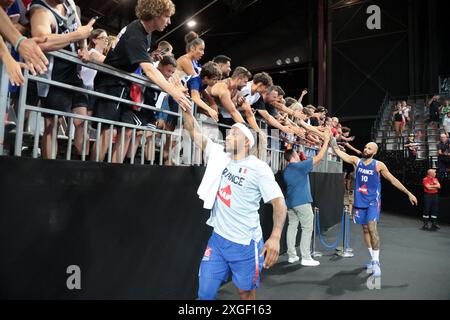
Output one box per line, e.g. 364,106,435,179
207,66,261,134
175,31,204,84
30,0,95,159
115,55,179,164
443,111,450,138
337,125,355,144
187,61,222,141
92,0,191,162
288,100,303,122
437,134,450,179
393,102,404,138
242,74,292,136
304,106,318,126
283,129,331,266
422,169,441,231
428,95,441,129
104,35,116,55
302,105,314,123
150,40,173,66
212,55,232,79
315,106,327,122
80,29,108,116
401,101,412,130
285,97,297,108
404,133,419,160
188,61,221,122
440,99,450,127
330,117,340,136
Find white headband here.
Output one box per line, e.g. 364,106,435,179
232,123,255,149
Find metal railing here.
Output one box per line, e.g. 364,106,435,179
0,49,342,174
11,49,184,165
371,93,389,141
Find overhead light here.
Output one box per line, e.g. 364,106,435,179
187,20,197,28
293,56,300,63
285,58,291,64
276,59,282,66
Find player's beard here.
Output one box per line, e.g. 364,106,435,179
363,152,374,159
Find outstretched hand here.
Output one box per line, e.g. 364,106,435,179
19,36,48,75
169,75,192,113
408,193,418,206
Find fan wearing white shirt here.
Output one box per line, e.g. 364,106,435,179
181,108,287,301
80,29,108,115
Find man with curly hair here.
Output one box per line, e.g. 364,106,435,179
92,0,191,161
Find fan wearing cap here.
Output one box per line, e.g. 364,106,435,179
181,109,287,301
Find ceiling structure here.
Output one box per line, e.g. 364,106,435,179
76,0,312,76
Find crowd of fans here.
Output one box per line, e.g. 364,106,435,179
0,0,361,169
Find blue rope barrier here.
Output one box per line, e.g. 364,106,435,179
316,211,345,250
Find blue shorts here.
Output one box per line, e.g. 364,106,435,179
198,232,264,292
353,201,381,225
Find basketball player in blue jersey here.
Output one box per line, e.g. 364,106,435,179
331,140,417,277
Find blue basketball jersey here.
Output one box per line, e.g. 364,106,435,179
354,159,381,208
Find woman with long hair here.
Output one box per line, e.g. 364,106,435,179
174,31,205,83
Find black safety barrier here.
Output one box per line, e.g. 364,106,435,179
0,156,344,299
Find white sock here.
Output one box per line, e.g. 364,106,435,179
368,248,373,259
372,250,380,262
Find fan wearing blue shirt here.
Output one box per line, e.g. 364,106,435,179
186,61,222,122
283,130,331,267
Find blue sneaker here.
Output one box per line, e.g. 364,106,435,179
371,261,381,277
366,261,373,269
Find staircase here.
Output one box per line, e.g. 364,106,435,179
373,95,444,166
371,94,445,184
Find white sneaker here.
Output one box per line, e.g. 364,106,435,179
288,256,300,264
301,258,320,267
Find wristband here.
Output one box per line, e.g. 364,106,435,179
14,35,27,52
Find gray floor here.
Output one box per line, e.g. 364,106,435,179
217,213,450,300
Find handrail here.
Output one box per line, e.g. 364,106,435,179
1,49,342,174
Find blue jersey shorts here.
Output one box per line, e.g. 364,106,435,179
353,200,381,225
198,232,264,293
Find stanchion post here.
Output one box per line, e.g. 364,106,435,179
336,205,354,258
311,207,323,258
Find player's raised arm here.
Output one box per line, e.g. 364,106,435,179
330,137,359,166
181,107,208,151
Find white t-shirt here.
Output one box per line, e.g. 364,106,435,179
205,142,284,245
80,48,101,88
241,81,261,106
402,106,411,118
443,116,450,129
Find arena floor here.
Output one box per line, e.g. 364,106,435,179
217,213,450,300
